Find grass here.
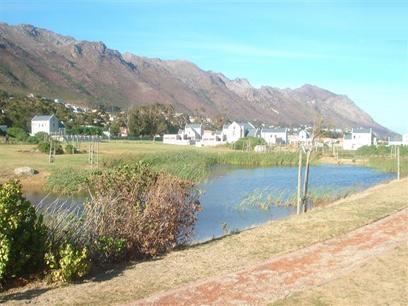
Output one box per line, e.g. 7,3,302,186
1,178,407,305
0,141,302,193
272,244,408,306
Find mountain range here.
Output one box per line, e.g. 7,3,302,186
0,22,393,136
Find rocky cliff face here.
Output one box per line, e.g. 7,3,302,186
0,23,392,135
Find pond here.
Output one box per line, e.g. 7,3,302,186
25,164,395,243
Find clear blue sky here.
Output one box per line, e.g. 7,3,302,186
1,0,407,133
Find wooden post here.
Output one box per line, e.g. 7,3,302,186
302,150,311,213
96,140,99,168
296,148,303,215
397,146,400,180
48,139,53,164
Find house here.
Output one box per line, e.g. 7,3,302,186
196,130,226,147
31,115,64,136
184,124,203,141
403,133,408,146
222,121,256,143
261,127,288,145
163,133,192,145
343,128,375,150
298,129,310,143
388,135,403,146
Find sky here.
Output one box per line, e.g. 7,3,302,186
0,0,407,133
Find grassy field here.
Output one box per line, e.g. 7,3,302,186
0,141,301,193
273,244,408,306
1,178,406,305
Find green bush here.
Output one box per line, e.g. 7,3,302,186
37,141,64,155
6,127,28,142
64,144,78,154
94,236,126,265
0,180,47,282
45,243,90,282
232,137,266,151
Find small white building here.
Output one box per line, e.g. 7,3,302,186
222,121,256,143
403,133,408,145
196,130,225,147
343,128,375,150
184,124,203,141
298,130,310,143
261,128,288,145
388,135,403,146
31,115,64,136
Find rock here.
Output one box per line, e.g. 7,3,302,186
14,167,37,176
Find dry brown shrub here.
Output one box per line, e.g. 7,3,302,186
83,163,200,263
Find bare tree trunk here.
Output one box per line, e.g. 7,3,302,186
297,148,303,215
302,150,311,213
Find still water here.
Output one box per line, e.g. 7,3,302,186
25,164,394,243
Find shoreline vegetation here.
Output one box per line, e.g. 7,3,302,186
1,177,406,304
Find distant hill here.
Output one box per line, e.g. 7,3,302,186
0,22,394,136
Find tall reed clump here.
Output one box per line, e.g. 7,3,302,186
368,157,408,177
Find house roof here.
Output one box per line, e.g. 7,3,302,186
389,135,402,142
32,115,54,121
236,121,255,130
185,123,202,129
344,133,352,140
262,127,287,133
352,128,372,134
247,128,258,137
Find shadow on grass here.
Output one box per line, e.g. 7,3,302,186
0,287,52,302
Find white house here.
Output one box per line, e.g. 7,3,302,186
403,133,408,145
388,135,403,146
261,128,288,145
184,124,203,141
196,130,225,147
31,115,64,136
343,128,375,150
298,129,311,144
222,121,256,143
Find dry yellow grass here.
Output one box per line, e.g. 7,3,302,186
1,178,407,305
272,244,408,306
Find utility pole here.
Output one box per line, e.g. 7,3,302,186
297,148,303,215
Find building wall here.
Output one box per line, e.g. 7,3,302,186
31,117,59,135
351,132,372,149
223,122,243,143
261,131,287,144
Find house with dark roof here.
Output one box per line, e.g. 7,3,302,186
222,121,257,143
343,128,375,150
184,123,203,140
31,115,64,136
388,135,403,146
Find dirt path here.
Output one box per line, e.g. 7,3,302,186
134,208,408,305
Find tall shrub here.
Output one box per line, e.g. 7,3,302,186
83,163,200,264
0,180,47,282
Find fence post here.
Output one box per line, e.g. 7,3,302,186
397,146,400,180
302,149,311,213
297,148,303,215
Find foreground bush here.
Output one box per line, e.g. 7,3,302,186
45,244,90,282
83,163,201,264
0,180,47,283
